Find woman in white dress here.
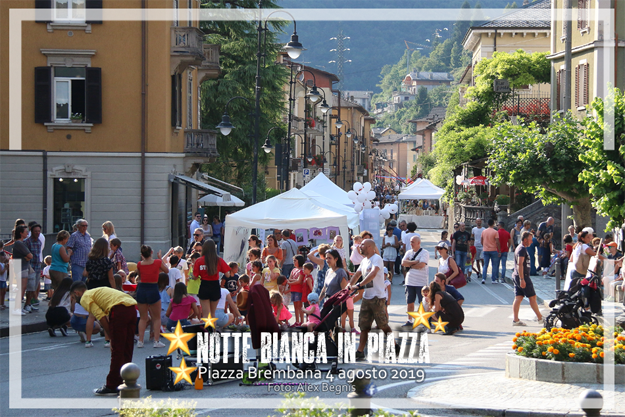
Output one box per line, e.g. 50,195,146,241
436,242,460,283
382,226,399,280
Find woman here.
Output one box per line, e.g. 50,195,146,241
11,225,33,315
332,235,348,268
261,235,283,266
434,231,451,260
528,230,539,276
566,231,606,290
287,255,306,325
194,239,231,319
201,216,213,238
510,219,523,249
428,281,464,335
84,238,115,289
308,244,331,297
136,245,169,348
248,235,262,250
382,227,399,278
437,242,460,282
45,277,73,337
560,235,574,278
319,250,357,333
214,285,242,329
211,216,223,252
360,230,374,240
102,221,117,242
50,230,72,289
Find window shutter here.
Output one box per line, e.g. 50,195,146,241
583,63,589,106
85,0,103,24
85,67,102,124
556,70,562,110
34,66,52,123
177,73,182,127
574,66,579,108
35,0,52,24
577,0,582,29
171,74,177,127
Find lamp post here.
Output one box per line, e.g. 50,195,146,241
335,119,352,189
217,3,304,205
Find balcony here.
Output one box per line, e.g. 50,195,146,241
197,44,221,83
184,129,219,157
171,26,206,74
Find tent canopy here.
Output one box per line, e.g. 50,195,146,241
223,188,351,265
300,173,353,206
398,179,445,200
198,193,245,207
300,189,359,229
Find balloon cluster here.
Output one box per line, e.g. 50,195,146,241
347,182,398,223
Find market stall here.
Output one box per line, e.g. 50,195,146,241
397,179,445,228
222,188,351,267
300,172,353,206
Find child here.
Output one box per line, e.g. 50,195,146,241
468,238,476,282
0,248,7,310
301,262,315,309
109,238,129,275
127,270,139,284
350,235,364,272
383,267,392,321
262,255,280,292
167,255,183,289
287,255,305,325
173,246,189,282
271,292,292,327
246,248,261,276
236,274,250,323
165,282,200,330
332,235,348,268
113,274,123,291
421,286,431,311
277,275,291,308
302,292,322,332
42,255,53,300
158,272,173,333
186,252,202,306
222,262,239,294
250,260,263,287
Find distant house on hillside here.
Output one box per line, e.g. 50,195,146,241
342,91,374,111
402,71,454,94
408,106,446,155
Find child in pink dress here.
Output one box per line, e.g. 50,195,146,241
271,292,292,326
302,293,322,332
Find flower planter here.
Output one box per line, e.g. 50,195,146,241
71,119,83,124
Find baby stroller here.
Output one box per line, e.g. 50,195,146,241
544,288,600,331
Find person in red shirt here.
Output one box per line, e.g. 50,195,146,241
498,221,513,282
193,240,231,319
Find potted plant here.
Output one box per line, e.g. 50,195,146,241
70,113,83,123
495,194,510,206
457,191,471,204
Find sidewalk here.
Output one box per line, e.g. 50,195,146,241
408,373,625,416
0,290,50,338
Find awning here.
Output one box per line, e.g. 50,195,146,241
198,193,245,207
168,174,230,197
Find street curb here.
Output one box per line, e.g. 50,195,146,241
0,321,48,338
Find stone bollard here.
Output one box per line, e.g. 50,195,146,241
579,389,603,417
118,362,141,403
347,376,372,417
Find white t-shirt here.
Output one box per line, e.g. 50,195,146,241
176,258,189,273
216,287,231,310
357,253,386,300
383,279,391,299
0,261,7,282
402,248,430,287
472,227,485,248
43,265,51,284
74,301,89,315
402,232,421,250
189,220,201,237
168,268,183,289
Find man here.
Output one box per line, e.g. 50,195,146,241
67,219,92,282
481,219,501,284
348,240,399,360
498,221,513,282
27,220,45,264
189,212,202,243
212,216,223,252
451,223,470,272
24,224,43,311
401,236,430,326
70,281,137,395
536,217,555,270
187,228,205,255
280,230,299,278
512,231,544,326
434,273,464,306
471,218,485,279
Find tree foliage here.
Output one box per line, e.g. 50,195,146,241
579,88,625,230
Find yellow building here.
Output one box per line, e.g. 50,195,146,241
548,0,625,116
0,0,221,259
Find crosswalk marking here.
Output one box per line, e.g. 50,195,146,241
463,307,497,317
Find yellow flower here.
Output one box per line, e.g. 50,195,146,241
600,352,605,358
548,346,554,353
518,347,524,353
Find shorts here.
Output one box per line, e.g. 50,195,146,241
70,315,91,332
0,281,6,289
405,285,424,305
358,297,388,331
198,280,221,301
44,284,51,291
26,272,38,292
166,318,190,330
240,309,247,317
513,275,536,298
136,283,160,304
291,291,303,302
475,247,483,260
214,309,230,327
464,265,472,274
49,270,69,289
46,306,71,327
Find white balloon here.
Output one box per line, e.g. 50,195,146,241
347,190,357,201
366,190,376,201
357,193,367,203
382,211,390,219
379,214,385,223
388,204,398,214
353,182,363,193
363,182,372,192
363,201,372,209
380,207,389,214
354,203,364,213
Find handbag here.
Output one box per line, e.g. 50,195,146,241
444,257,467,289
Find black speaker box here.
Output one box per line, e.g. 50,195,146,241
145,355,172,390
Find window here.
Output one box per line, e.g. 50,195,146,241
54,0,85,22
187,70,193,128
578,0,589,31
171,73,182,127
54,67,86,121
575,63,589,108
35,0,102,26
188,0,193,26
556,69,565,111
53,177,85,233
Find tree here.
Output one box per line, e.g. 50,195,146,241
413,152,437,178
578,88,625,231
487,116,593,227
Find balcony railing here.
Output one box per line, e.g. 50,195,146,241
454,203,496,225
197,44,221,83
171,26,205,74
184,129,218,157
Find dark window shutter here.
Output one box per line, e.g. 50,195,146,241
85,67,102,124
583,64,589,106
574,66,579,108
35,0,52,23
556,70,561,110
177,73,182,127
34,66,52,123
274,142,282,166
171,74,177,127
85,0,103,24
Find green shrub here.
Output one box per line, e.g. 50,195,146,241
114,397,197,417
495,194,510,205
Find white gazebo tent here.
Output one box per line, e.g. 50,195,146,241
223,188,350,267
300,172,353,206
300,189,359,229
198,193,245,207
397,179,446,228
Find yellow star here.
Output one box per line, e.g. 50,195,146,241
431,316,449,334
161,321,196,355
407,304,435,329
201,313,219,329
169,357,197,385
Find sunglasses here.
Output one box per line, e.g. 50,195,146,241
194,233,201,237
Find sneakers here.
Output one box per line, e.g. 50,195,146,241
85,341,94,348
153,341,165,348
29,304,39,311
48,328,57,337
93,386,118,396
104,341,110,348
24,305,32,313
30,299,39,306
481,279,486,284
78,331,87,343
477,273,482,279
59,326,68,337
512,320,527,326
492,280,498,284
536,317,545,326
402,321,413,327
12,309,26,316
355,350,366,362
351,328,361,335
137,341,144,348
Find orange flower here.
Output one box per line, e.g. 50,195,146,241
598,341,604,347
547,347,554,353
592,354,598,359
600,352,605,358
542,352,547,356
518,347,524,353
515,333,521,337
537,341,542,346
569,353,575,358
553,349,560,355
512,345,517,350
513,337,518,342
